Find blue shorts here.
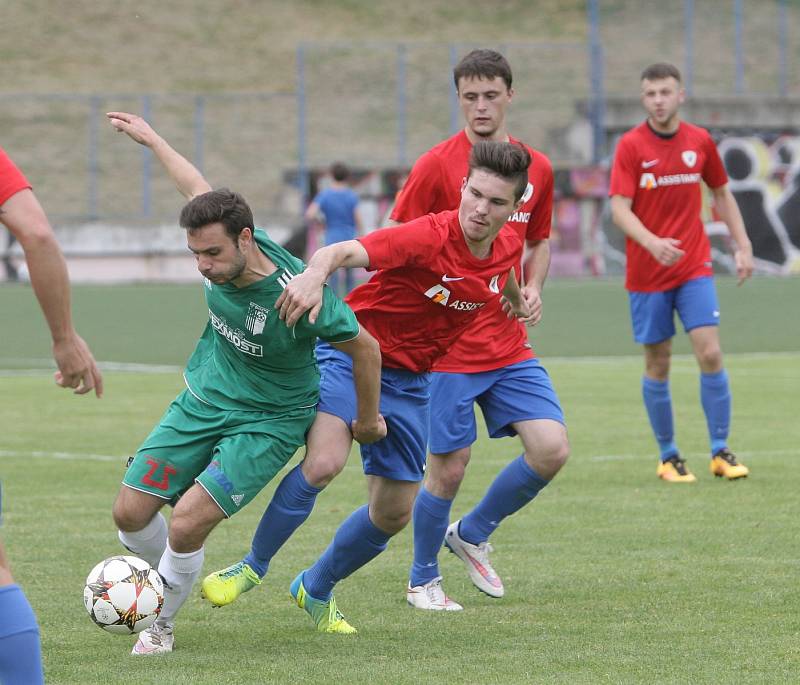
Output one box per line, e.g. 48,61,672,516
316,343,431,482
428,358,565,455
629,276,720,345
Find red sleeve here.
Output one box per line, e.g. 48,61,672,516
527,157,553,241
358,213,445,270
390,151,443,222
0,147,32,206
702,133,728,189
609,135,638,198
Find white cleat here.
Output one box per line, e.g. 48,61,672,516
406,576,463,611
444,520,504,598
131,622,174,655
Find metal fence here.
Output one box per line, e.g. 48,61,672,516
1,0,798,246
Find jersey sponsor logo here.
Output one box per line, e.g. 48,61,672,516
245,302,269,335
508,211,531,223
639,172,658,189
641,158,659,168
231,493,245,506
520,182,534,203
209,309,264,357
682,150,697,167
424,284,451,306
448,299,486,311
489,275,500,294
442,274,464,282
639,172,701,189
425,283,488,311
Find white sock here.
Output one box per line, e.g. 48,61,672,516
118,512,168,568
156,541,205,626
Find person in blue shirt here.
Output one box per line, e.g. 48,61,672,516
305,162,362,296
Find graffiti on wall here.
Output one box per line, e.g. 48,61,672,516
718,135,800,274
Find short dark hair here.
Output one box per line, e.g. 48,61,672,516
641,62,682,83
179,188,254,241
454,49,513,91
468,141,531,202
330,162,350,182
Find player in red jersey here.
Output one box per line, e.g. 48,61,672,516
1,147,104,684
202,141,533,632
610,63,753,483
390,49,569,609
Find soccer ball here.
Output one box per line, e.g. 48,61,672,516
83,555,164,634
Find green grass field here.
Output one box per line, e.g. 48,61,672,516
1,277,799,684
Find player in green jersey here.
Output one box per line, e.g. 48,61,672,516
106,112,385,655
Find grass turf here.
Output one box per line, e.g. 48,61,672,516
1,277,798,683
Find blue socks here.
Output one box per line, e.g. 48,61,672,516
643,371,732,459
303,505,390,601
701,369,731,455
459,456,549,545
244,465,322,578
642,376,678,461
409,487,453,587
0,584,44,685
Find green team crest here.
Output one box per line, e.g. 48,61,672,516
245,302,270,335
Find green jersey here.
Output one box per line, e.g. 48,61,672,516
183,229,359,413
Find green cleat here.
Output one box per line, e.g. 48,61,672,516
200,561,261,607
289,571,357,634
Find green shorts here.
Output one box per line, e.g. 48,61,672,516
123,389,315,517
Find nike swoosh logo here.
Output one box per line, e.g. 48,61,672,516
641,159,659,168
442,275,464,282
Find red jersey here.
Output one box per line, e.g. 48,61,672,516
391,130,553,372
0,146,31,206
348,210,522,373
609,121,728,292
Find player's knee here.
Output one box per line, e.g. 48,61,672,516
697,344,723,371
112,485,165,533
112,496,151,533
525,432,569,480
302,452,346,488
166,509,207,551
371,505,412,535
425,458,467,499
645,357,670,380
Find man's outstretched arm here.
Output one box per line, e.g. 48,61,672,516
107,111,211,200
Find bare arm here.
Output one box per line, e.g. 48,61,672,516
500,268,532,321
353,206,364,236
303,200,321,223
610,194,685,266
710,184,753,285
276,240,369,326
329,326,386,444
106,112,211,200
0,189,103,396
520,238,551,326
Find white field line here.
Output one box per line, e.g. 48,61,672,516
0,449,124,462
2,351,797,377
544,351,800,365
0,359,182,376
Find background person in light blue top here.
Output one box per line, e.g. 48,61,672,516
305,162,362,296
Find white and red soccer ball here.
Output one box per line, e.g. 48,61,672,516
83,555,164,634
